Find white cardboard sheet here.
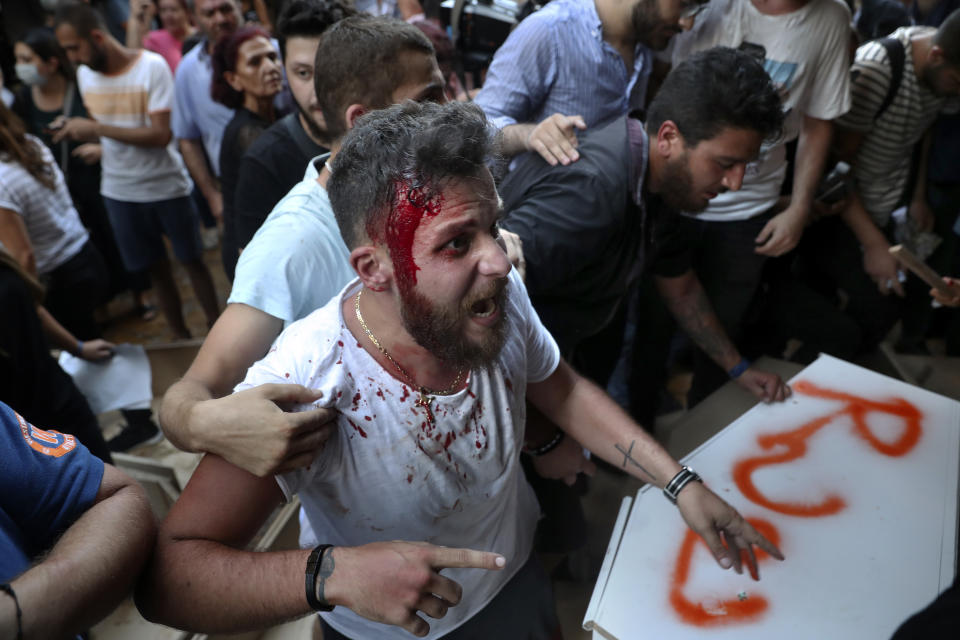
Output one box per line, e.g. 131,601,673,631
58,343,153,414
584,355,960,639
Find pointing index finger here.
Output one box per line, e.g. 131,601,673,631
428,547,506,571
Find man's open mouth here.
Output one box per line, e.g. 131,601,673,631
470,298,497,318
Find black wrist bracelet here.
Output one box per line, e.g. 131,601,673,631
1,583,23,640
663,466,703,505
305,544,335,612
523,430,565,457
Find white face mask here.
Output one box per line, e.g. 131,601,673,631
15,63,48,87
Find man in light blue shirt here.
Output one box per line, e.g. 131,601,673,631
475,0,707,166
173,0,243,221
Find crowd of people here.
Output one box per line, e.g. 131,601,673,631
2,0,960,638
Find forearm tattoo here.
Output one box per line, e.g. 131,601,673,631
615,441,656,482
316,547,336,605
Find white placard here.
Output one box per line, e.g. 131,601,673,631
58,343,153,414
585,355,960,639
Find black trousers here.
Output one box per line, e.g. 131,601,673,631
43,240,109,341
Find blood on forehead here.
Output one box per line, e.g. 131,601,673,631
369,180,445,293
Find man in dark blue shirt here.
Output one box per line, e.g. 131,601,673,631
0,401,155,638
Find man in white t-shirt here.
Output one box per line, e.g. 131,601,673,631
157,17,448,477
52,1,220,339
666,0,852,402
139,100,783,640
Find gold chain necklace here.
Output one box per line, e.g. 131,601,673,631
355,289,464,425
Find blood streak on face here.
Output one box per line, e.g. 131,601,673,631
371,180,444,294
732,381,923,517
670,518,781,627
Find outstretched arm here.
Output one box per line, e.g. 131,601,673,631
1,464,156,638
527,360,785,576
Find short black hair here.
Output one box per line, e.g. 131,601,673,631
646,46,784,148
328,101,498,251
934,9,960,67
276,0,355,59
313,15,434,143
53,1,109,39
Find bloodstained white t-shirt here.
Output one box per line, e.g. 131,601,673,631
236,268,559,639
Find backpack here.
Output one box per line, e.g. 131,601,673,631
872,36,906,121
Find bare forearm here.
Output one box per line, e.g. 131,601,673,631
6,484,155,638
656,273,741,372
179,139,218,197
791,117,834,212
98,123,171,147
36,305,81,355
840,188,886,249
137,542,312,632
499,123,534,157
159,377,215,452
528,363,681,486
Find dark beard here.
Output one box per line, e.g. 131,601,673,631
659,152,711,213
295,100,328,144
630,0,678,51
398,278,510,370
87,43,109,73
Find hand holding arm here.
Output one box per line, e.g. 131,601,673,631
159,303,334,475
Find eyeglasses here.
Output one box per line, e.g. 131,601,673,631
680,0,710,20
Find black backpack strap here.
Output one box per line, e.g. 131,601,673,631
874,36,905,121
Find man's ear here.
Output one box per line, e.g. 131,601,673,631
90,29,107,48
351,245,392,292
344,104,368,131
656,120,685,159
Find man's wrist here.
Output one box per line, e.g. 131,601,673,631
728,358,752,379
306,545,335,611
